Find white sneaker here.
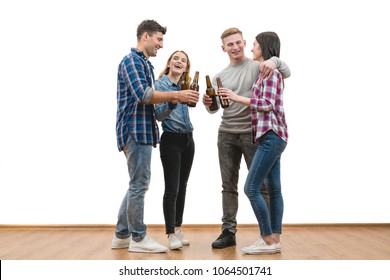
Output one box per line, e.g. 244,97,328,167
275,242,281,253
242,238,276,254
168,235,183,250
111,234,130,249
129,235,168,253
175,229,190,246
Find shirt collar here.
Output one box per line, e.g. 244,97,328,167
131,48,147,59
160,74,177,87
131,48,154,70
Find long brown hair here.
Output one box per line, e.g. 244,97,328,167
158,50,191,84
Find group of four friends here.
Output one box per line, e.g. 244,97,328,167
112,19,291,255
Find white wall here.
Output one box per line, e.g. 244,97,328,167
1,0,389,225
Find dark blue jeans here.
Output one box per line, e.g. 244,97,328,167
160,131,195,234
244,130,287,236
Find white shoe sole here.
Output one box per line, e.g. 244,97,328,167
129,247,167,253
169,243,183,250
242,248,276,255
111,244,129,249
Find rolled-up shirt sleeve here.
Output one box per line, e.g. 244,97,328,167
142,86,153,104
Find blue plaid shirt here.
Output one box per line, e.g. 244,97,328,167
116,48,159,151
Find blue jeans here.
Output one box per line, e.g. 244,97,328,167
115,141,152,242
244,130,287,236
218,132,269,234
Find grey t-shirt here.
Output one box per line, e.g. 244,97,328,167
212,57,259,134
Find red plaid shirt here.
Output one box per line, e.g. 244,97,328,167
250,70,288,143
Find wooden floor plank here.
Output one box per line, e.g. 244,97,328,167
0,225,389,260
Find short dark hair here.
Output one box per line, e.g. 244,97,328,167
136,19,167,40
255,32,280,60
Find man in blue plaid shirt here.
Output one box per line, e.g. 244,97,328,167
112,20,199,253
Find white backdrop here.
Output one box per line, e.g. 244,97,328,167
1,0,389,225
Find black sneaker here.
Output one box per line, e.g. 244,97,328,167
211,229,236,248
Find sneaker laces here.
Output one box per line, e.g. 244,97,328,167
248,238,268,249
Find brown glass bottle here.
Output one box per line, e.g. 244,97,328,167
188,71,199,107
180,72,189,90
205,75,219,111
216,76,229,108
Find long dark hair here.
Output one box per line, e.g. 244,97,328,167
255,32,280,60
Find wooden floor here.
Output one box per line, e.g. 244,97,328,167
1,224,389,260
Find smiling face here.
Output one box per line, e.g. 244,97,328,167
143,31,164,58
168,51,188,75
157,50,191,82
221,33,246,64
251,39,263,62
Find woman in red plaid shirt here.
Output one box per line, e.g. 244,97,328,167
219,31,288,255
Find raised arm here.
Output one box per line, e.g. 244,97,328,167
270,57,291,79
260,57,291,79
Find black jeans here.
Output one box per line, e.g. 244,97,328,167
160,131,195,234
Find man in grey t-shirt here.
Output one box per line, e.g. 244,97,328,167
202,27,290,249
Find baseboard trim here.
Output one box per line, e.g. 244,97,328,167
0,223,389,229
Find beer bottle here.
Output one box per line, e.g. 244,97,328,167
205,75,219,111
180,72,189,90
188,71,199,107
216,76,229,108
